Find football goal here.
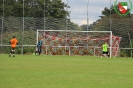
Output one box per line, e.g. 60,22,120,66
36,30,121,58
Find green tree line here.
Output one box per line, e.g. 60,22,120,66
0,0,70,18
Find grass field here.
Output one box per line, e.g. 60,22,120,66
0,54,133,88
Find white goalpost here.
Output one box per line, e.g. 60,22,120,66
37,30,114,57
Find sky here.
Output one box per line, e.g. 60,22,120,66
62,0,133,26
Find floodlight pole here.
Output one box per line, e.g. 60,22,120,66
0,0,4,53
110,31,112,58
65,0,68,53
110,0,112,58
21,0,25,54
44,0,45,30
87,0,89,49
110,0,111,31
87,0,89,31
128,32,132,58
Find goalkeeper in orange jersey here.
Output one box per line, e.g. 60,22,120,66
9,36,18,57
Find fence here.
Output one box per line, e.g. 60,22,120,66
0,0,133,57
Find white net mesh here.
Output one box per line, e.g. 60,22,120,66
37,30,120,57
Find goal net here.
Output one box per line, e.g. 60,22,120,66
37,30,122,57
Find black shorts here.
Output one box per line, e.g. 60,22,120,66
103,51,108,54
11,47,15,50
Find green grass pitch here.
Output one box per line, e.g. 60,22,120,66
0,54,133,88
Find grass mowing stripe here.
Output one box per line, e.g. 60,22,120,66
0,54,133,88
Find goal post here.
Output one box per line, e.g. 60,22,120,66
36,30,116,58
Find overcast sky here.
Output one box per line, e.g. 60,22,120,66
62,0,133,26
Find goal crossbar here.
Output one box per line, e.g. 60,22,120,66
37,30,112,58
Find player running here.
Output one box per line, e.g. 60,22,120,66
9,36,18,57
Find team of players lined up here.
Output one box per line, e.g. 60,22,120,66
9,36,109,58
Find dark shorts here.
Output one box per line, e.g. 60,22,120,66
102,51,108,54
11,47,16,50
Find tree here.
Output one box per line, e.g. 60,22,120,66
102,5,116,16
45,0,70,18
80,24,91,31
0,0,70,18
